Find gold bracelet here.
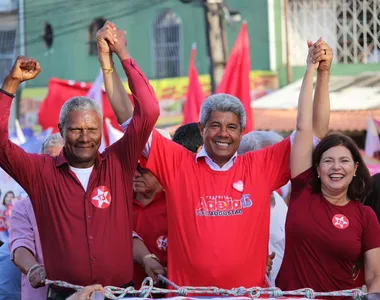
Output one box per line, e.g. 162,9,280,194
102,66,113,74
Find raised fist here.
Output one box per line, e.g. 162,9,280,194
96,21,117,57
9,56,41,83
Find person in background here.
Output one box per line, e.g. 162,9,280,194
238,131,287,283
0,242,21,300
364,174,380,223
9,133,64,300
2,191,15,207
132,158,167,289
172,122,203,153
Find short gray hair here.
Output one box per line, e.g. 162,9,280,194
59,96,102,129
238,130,284,154
41,133,64,154
199,93,246,130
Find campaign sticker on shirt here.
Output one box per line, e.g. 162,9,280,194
232,180,244,192
91,186,112,209
332,214,349,229
156,235,168,251
0,216,7,232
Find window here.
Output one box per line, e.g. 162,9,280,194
0,30,16,85
287,0,380,65
153,10,182,78
88,18,106,56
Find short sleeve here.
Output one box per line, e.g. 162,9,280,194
146,129,190,189
248,137,291,191
289,167,312,201
362,207,380,253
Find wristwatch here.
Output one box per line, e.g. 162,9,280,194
142,253,160,267
143,253,160,262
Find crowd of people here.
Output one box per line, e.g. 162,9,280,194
0,20,380,300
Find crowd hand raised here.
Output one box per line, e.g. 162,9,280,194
266,252,275,275
67,284,104,300
142,256,167,284
308,38,333,72
28,264,46,288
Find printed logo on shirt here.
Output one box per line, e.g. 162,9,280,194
332,214,349,229
0,216,6,232
91,186,112,209
232,180,244,192
196,194,252,217
156,235,168,251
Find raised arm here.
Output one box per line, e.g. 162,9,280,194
311,38,332,140
97,21,133,124
100,22,160,169
0,57,45,195
290,43,318,178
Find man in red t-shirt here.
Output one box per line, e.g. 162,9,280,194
132,159,167,289
105,47,331,291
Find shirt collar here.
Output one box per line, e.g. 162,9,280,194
55,148,105,167
195,145,238,165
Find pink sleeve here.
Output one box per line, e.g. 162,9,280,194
8,200,36,259
0,92,45,197
362,206,380,253
249,137,291,191
104,59,159,174
146,130,189,189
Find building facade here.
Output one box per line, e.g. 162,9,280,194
20,0,273,87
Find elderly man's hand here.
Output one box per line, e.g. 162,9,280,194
266,252,275,275
110,28,130,61
27,264,46,288
2,56,41,94
67,284,104,300
142,255,167,284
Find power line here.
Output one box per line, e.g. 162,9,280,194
18,0,171,49
24,0,115,21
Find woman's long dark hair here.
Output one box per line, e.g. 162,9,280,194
2,191,15,206
311,133,372,202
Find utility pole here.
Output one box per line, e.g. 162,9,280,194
284,0,292,84
203,0,227,93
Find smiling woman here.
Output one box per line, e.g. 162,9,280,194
276,44,380,294
312,133,371,204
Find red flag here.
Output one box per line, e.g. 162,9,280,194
216,22,253,133
183,43,206,124
365,116,380,157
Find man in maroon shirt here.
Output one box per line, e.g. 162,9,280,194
0,22,159,299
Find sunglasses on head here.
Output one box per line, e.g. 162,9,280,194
136,163,148,174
